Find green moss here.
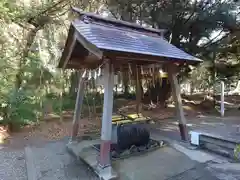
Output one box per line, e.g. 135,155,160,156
234,144,240,160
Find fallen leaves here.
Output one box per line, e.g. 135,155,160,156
0,126,9,144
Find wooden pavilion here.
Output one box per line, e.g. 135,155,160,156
58,7,202,180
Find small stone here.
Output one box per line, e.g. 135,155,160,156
17,156,24,160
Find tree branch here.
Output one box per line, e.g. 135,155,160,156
203,29,225,48
104,0,121,19
27,0,68,26
183,0,198,24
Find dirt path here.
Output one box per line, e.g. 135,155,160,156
1,95,240,150
1,115,101,150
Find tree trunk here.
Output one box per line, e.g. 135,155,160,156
15,27,40,91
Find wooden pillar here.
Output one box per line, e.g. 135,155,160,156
99,62,114,168
167,65,188,141
70,70,85,142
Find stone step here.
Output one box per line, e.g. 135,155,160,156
190,131,239,160
25,146,37,180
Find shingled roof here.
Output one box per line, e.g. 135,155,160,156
58,7,201,69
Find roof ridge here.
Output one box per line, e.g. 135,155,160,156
71,7,165,36
73,19,163,38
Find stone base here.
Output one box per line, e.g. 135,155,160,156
66,139,198,180
66,140,117,180
96,165,118,180
189,130,240,160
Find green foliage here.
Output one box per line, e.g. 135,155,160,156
0,0,76,129
49,94,76,113
234,144,240,160
84,92,104,107
0,0,21,22
2,89,41,130
48,92,105,116
189,62,214,91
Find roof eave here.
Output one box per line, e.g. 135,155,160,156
58,25,76,69
58,23,103,69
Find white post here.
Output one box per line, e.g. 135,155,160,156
221,81,225,117
99,62,114,168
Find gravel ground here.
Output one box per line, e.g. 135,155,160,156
0,150,27,180
31,139,98,180
207,161,240,180
1,132,240,180
1,141,240,180
167,163,218,180
208,167,240,180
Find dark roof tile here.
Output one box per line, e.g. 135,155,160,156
72,20,201,62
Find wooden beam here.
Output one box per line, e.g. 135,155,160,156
70,70,86,142
104,51,199,65
167,65,188,141
62,32,77,69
